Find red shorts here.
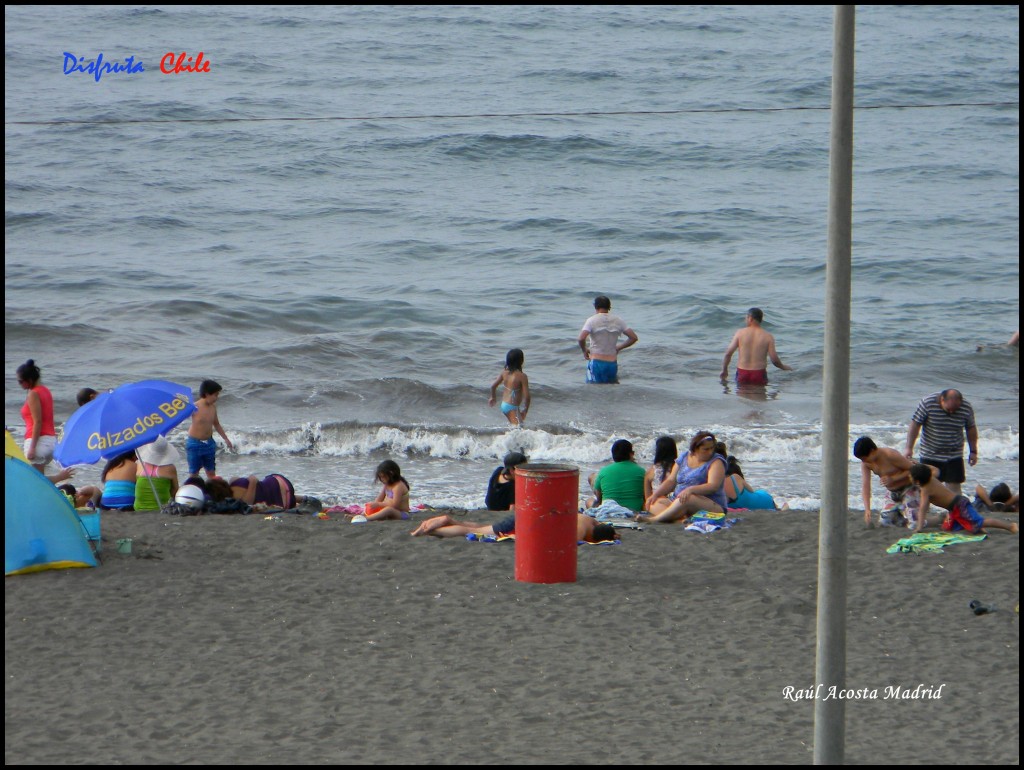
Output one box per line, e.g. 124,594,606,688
941,496,984,534
736,368,769,385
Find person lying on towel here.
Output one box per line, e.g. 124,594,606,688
411,512,618,543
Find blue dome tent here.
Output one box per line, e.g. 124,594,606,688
5,455,97,576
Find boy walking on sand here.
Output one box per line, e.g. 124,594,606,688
909,464,1018,534
187,379,233,479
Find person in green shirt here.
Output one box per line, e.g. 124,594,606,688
588,439,647,512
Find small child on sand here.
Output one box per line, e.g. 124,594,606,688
355,460,411,521
187,379,234,479
488,348,530,426
910,464,1018,534
76,388,98,407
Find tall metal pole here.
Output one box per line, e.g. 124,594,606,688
814,5,855,765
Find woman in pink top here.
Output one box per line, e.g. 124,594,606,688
17,359,57,472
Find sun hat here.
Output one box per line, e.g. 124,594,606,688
136,436,180,466
174,484,206,510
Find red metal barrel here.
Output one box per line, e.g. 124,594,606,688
513,463,579,583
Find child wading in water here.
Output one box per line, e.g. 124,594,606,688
356,460,411,521
187,379,234,479
488,348,530,426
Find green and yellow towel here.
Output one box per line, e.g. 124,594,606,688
887,532,986,554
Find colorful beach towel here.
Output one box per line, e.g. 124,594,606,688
886,532,987,554
684,511,739,533
325,503,434,516
325,504,363,515
465,533,513,543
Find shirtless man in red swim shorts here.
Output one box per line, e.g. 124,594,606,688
719,307,792,385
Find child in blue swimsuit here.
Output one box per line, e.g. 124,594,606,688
488,348,531,426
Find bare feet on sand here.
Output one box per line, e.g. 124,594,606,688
411,514,456,536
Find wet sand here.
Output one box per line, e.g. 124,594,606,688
4,508,1019,764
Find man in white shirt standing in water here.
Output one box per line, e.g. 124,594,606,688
578,295,638,384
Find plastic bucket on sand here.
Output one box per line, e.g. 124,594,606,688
513,463,579,584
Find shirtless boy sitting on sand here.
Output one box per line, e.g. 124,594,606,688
720,307,792,385
909,464,1018,534
853,436,920,528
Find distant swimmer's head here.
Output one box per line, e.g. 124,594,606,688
76,387,99,407
747,307,764,324
610,439,634,462
505,348,525,372
593,295,611,311
853,436,877,459
503,451,528,471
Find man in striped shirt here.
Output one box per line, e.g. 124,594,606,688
904,389,978,495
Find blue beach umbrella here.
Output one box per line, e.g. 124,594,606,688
54,379,196,466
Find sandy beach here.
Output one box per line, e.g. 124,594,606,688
4,507,1019,765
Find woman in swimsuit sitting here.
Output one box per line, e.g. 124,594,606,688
99,451,137,510
721,451,780,510
638,431,728,523
488,348,530,426
643,436,678,505
134,436,180,510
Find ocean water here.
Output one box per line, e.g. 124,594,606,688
4,5,1019,509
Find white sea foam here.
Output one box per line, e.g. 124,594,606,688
225,421,1019,465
